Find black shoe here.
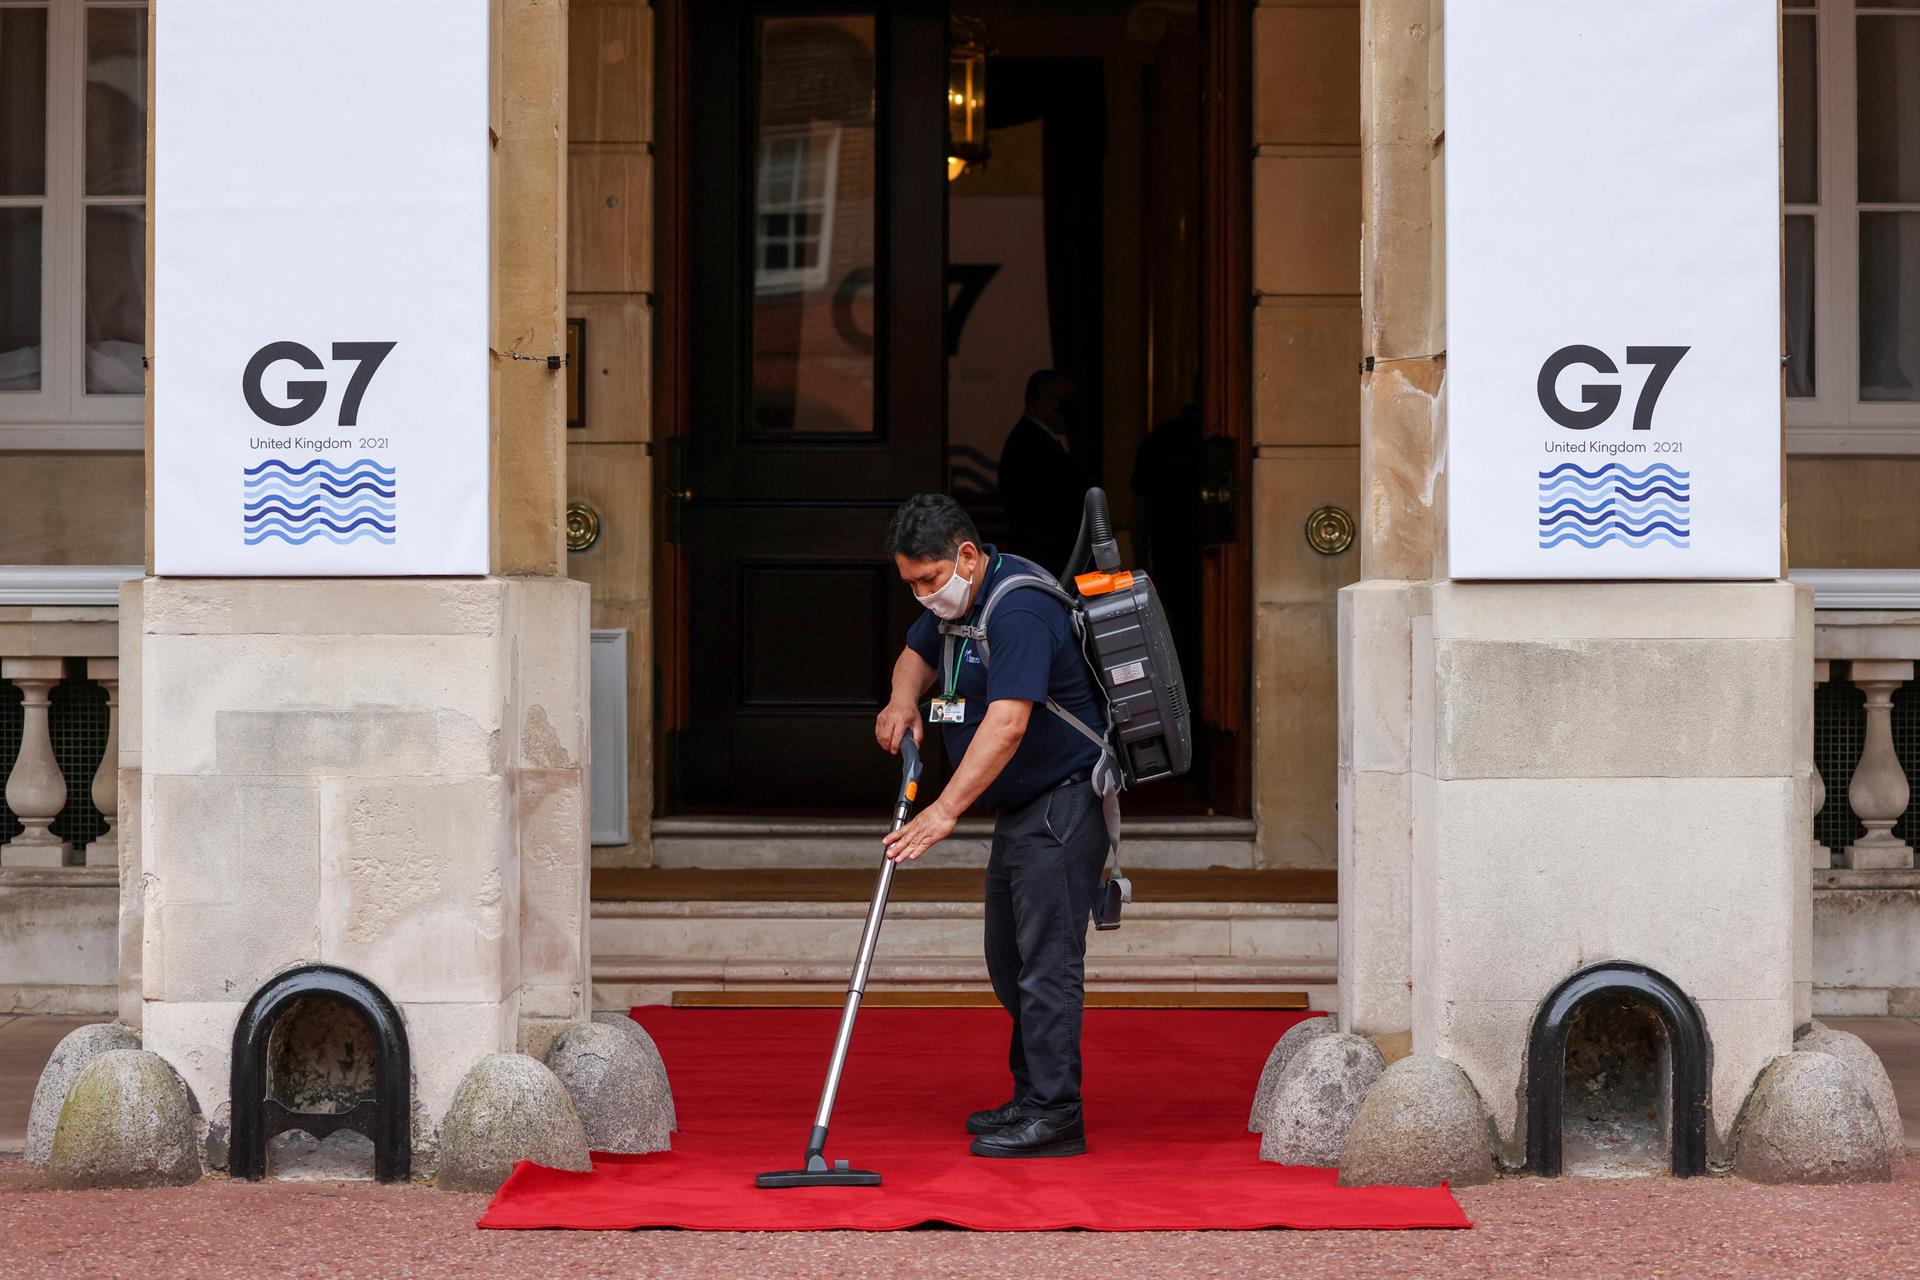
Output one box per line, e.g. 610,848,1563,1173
968,1113,1087,1159
965,1100,1034,1135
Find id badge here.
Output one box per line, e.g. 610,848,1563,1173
930,698,967,724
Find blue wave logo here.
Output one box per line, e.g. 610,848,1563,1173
1537,462,1689,549
242,457,397,545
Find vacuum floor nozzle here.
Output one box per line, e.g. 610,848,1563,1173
755,1158,881,1189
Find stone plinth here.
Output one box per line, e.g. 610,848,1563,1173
1341,579,1811,1165
135,577,591,1169
0,869,119,1014
1812,873,1920,1017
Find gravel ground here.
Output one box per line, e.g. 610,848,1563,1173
3,1154,1918,1279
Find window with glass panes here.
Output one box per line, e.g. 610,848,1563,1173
1786,0,1920,450
0,0,146,448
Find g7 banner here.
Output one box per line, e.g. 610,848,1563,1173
1445,0,1780,579
154,0,489,575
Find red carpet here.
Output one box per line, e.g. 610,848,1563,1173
478,1007,1471,1232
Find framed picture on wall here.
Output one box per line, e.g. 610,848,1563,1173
567,318,586,429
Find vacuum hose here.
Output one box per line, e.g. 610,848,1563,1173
1057,488,1122,589
1087,488,1114,547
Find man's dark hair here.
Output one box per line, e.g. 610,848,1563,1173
885,493,980,561
1024,368,1060,408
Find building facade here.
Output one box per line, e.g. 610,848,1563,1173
0,0,1915,1173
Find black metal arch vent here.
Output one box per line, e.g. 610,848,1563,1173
230,964,411,1182
1524,961,1710,1178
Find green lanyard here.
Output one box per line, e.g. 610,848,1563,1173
944,636,971,700
942,556,1000,700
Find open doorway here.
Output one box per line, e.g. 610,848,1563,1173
943,3,1237,813
660,0,1247,817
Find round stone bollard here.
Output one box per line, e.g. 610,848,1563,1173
25,1022,140,1168
1337,1054,1496,1188
1257,1032,1386,1167
437,1053,593,1193
547,1021,672,1154
48,1049,201,1189
1733,1051,1891,1185
1795,1025,1904,1160
1249,1016,1335,1134
592,1010,677,1132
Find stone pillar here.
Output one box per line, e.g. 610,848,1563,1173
1337,0,1810,1171
1337,581,1418,1041
136,576,590,1167
1843,660,1913,870
1357,0,1444,583
2,657,71,868
1409,583,1801,1163
491,0,569,577
1336,0,1444,1042
134,0,588,1167
85,658,119,868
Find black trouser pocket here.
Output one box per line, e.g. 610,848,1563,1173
1042,781,1090,845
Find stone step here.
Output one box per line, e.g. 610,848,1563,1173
591,898,1336,963
591,867,1335,905
648,815,1259,869
592,952,1337,1013
588,896,1338,1011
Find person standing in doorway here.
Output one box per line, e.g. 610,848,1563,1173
874,493,1107,1158
998,369,1089,576
1131,399,1206,699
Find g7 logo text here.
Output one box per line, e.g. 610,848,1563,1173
1536,345,1689,432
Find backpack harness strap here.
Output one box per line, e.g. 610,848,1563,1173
937,573,1129,899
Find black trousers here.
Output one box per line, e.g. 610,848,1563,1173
983,777,1110,1119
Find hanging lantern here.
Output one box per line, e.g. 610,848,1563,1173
947,17,990,181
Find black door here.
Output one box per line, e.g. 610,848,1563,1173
679,2,946,811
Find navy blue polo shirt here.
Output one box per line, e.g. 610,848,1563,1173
905,547,1103,812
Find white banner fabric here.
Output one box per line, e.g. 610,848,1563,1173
1444,0,1781,579
154,0,490,575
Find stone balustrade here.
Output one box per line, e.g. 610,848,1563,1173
1807,598,1920,872
0,567,139,874
1795,572,1920,1017
0,567,139,1015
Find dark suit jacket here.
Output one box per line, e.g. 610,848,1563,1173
998,416,1088,577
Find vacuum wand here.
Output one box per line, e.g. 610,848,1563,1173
756,734,923,1189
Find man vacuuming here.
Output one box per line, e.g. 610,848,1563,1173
875,493,1109,1159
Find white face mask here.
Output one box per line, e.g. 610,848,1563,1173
914,555,975,620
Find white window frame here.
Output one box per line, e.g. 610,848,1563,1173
753,124,840,295
1788,0,1920,454
0,0,146,450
